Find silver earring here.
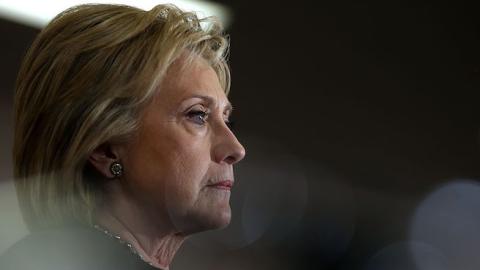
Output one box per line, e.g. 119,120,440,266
110,161,123,178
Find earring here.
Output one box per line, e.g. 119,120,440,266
110,161,123,178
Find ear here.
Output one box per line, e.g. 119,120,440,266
88,143,120,178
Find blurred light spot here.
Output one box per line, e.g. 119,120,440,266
366,241,448,270
0,0,232,29
409,180,480,270
0,179,28,254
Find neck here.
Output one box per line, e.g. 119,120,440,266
95,201,186,270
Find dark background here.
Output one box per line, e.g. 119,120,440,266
1,1,480,269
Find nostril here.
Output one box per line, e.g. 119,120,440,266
224,147,245,165
224,155,237,165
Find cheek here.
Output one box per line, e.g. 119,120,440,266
164,149,211,209
124,136,212,213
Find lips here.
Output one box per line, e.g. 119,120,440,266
207,180,234,190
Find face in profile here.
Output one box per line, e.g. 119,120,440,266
119,53,245,235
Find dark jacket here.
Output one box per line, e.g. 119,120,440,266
0,224,157,270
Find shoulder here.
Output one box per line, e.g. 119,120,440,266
0,225,153,270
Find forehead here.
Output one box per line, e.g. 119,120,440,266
156,54,227,105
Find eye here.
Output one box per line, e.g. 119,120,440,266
187,109,209,125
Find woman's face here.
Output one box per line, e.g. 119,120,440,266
120,54,245,234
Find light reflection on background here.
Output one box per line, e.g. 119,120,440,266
366,241,448,270
409,180,480,270
0,179,28,254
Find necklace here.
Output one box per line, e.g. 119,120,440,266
93,224,154,266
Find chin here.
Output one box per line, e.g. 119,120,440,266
210,208,232,229
180,206,232,235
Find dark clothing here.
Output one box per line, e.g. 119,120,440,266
0,225,157,270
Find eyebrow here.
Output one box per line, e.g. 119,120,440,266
189,94,233,113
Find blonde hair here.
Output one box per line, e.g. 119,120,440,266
13,3,230,231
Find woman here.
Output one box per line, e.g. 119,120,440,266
0,3,245,270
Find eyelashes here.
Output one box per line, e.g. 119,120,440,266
186,109,234,130
186,110,209,125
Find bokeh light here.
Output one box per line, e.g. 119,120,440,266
409,180,480,270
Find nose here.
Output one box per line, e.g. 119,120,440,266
212,123,246,165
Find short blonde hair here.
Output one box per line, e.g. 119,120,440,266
13,3,230,231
